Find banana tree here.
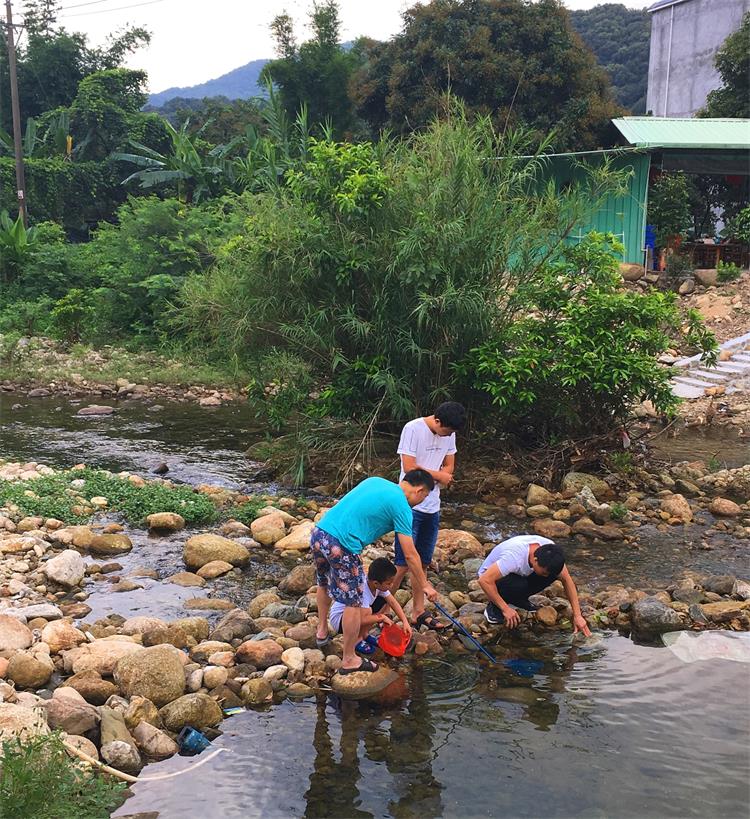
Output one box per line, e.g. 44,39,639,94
113,120,238,203
0,210,38,283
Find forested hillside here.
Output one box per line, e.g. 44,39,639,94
570,4,651,113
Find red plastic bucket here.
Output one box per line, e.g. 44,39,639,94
377,623,411,657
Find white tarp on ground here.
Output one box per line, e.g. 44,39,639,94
662,630,750,664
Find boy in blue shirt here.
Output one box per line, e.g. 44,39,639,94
312,470,438,674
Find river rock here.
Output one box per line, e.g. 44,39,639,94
287,682,315,698
0,615,33,654
124,695,161,730
146,512,185,532
0,702,49,749
285,622,317,649
159,693,223,731
263,664,288,681
77,405,115,416
526,484,553,506
570,517,622,541
250,513,287,546
64,735,99,761
133,721,178,760
236,638,283,669
631,597,683,639
41,620,86,654
189,641,234,663
184,534,250,570
167,571,206,588
532,519,571,539
100,705,137,748
101,740,142,774
535,606,558,626
62,669,118,705
7,652,54,688
42,549,86,588
89,534,133,556
142,624,189,649
281,646,305,673
122,616,167,636
732,580,750,601
171,617,210,642
698,600,750,623
44,695,99,735
69,639,143,676
659,494,693,523
183,597,235,611
561,472,612,501
435,529,484,558
241,678,273,706
114,645,186,707
210,609,256,642
13,603,63,622
260,602,305,624
203,665,229,689
331,667,400,700
197,560,234,579
709,497,741,517
248,591,281,618
702,575,736,595
279,564,316,596
273,521,315,552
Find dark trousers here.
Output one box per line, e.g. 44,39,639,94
489,571,560,615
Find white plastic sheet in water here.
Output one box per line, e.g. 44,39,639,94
662,630,750,664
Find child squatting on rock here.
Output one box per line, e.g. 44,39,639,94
328,558,412,656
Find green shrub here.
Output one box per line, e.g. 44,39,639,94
0,732,125,819
50,289,95,343
648,172,692,247
610,502,627,521
226,496,265,525
717,259,742,282
0,297,53,335
723,205,750,244
246,350,314,430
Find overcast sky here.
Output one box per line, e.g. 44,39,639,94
34,0,653,94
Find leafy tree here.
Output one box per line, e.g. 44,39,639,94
349,0,622,150
569,4,650,113
700,12,750,118
156,96,265,144
261,0,361,137
648,172,692,246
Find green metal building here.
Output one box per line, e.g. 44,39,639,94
545,116,750,264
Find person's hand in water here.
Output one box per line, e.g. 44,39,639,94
502,605,520,628
376,612,393,626
573,613,592,637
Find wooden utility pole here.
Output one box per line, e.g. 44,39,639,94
4,0,25,225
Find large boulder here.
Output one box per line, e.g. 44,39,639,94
146,512,185,532
526,484,554,506
124,695,161,731
570,517,622,541
620,262,645,282
0,615,32,655
7,652,54,689
235,638,283,669
709,497,742,517
209,609,257,642
44,694,99,735
631,597,684,639
331,667,400,700
88,534,133,556
41,620,87,654
260,602,305,624
0,702,49,751
183,534,250,570
241,678,273,706
171,617,210,642
279,564,316,596
133,721,178,760
121,616,167,636
250,513,287,546
532,519,571,539
434,529,484,557
68,639,143,677
159,693,223,732
660,494,693,523
561,472,612,501
702,575,736,595
114,645,186,707
42,549,86,588
274,521,315,552
248,591,281,619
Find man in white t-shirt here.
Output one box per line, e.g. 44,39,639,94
477,535,591,635
394,401,466,631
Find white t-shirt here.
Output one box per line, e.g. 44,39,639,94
397,418,457,514
477,536,555,578
329,582,391,633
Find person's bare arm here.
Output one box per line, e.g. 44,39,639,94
477,563,520,627
361,610,391,628
397,533,437,601
559,566,592,636
401,453,452,486
384,595,411,636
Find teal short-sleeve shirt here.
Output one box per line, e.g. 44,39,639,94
316,476,413,555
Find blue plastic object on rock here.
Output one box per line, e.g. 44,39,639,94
177,726,212,755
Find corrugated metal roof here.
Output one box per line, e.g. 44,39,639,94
648,0,692,12
613,117,750,149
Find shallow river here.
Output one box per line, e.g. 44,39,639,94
2,392,749,818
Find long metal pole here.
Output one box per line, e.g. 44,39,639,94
4,0,26,225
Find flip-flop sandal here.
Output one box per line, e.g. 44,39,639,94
355,640,376,655
316,635,332,648
337,658,378,675
414,612,448,631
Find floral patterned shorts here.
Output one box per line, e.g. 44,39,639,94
310,526,364,606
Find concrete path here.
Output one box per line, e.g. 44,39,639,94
671,331,750,399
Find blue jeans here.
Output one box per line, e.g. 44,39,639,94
394,510,440,567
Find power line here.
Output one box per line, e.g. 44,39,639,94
58,0,130,10
58,0,167,18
